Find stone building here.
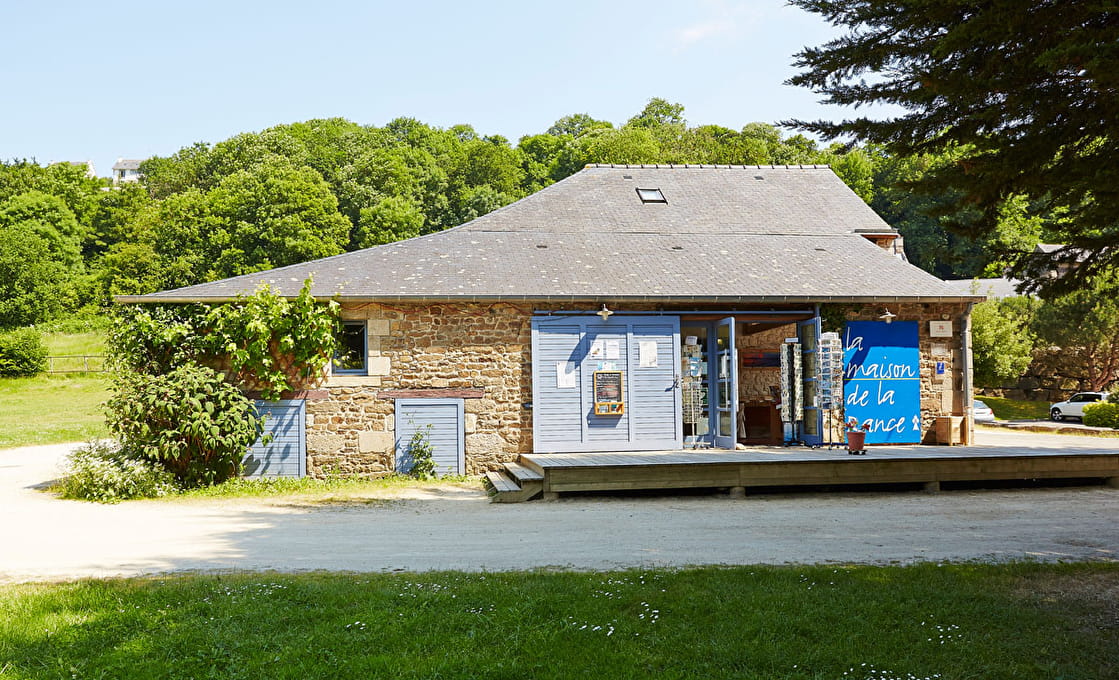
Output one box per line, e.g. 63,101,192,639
121,165,984,478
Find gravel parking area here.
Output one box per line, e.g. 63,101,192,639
2,430,1117,583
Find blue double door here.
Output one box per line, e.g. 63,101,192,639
532,315,681,452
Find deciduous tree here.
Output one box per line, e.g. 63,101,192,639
1030,281,1119,392
0,224,68,328
970,296,1036,389
0,191,85,267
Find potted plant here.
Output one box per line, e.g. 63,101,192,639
845,417,871,455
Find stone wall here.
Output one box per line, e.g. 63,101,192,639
737,324,793,403
824,301,975,442
306,302,533,477
305,300,975,477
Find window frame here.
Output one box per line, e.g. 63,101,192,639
332,320,368,375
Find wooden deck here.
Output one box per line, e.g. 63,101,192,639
486,439,1119,501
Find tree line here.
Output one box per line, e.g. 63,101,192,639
0,98,1055,327
1,98,1113,391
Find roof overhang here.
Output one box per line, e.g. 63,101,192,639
115,293,985,305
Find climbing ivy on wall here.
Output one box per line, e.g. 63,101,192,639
204,279,340,399
109,278,340,399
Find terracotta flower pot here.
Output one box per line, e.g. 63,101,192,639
846,430,866,454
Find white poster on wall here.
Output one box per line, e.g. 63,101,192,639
638,340,658,368
556,362,577,388
605,340,621,360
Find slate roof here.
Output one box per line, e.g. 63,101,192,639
119,164,980,304
112,159,142,171
943,278,1022,299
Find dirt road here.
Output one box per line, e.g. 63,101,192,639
2,430,1117,582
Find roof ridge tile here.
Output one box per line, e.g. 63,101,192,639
583,163,831,171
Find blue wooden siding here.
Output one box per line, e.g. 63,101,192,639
532,322,585,448
245,400,306,478
532,315,681,453
395,399,465,475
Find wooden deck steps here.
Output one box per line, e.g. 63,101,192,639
484,461,545,503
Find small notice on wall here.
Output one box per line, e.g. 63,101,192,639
556,362,577,389
604,340,621,360
929,320,953,337
638,340,658,368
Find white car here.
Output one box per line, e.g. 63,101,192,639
972,399,995,423
1049,392,1109,421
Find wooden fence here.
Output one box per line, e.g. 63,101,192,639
46,355,107,374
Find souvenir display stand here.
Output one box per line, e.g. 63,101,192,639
779,338,805,446
818,331,847,448
681,338,710,448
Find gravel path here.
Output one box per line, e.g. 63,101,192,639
2,430,1117,582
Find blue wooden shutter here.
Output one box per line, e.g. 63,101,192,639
245,399,306,478
532,315,681,452
530,321,585,451
395,399,465,475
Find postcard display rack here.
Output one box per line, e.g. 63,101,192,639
818,331,846,448
681,337,710,447
779,339,803,445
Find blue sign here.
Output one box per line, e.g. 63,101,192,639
843,321,921,444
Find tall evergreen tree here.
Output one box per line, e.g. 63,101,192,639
786,1,1119,295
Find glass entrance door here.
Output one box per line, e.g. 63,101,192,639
713,317,738,449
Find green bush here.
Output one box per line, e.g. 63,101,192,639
406,425,438,480
1083,402,1119,429
105,364,266,487
0,327,48,377
57,440,178,502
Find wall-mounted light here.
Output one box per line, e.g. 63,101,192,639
597,304,614,321
879,307,897,324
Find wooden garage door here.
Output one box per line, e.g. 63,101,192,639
532,315,681,452
244,399,306,478
395,398,465,475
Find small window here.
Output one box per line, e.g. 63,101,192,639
636,187,666,203
333,321,367,374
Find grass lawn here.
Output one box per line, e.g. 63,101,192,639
41,331,105,358
0,563,1114,679
0,374,109,449
978,395,1051,421
171,473,483,501
0,327,110,449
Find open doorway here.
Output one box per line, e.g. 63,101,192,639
680,312,817,449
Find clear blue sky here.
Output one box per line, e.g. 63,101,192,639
1,0,857,178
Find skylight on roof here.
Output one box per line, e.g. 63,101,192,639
636,187,666,204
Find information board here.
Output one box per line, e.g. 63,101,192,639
843,321,921,444
593,370,625,415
